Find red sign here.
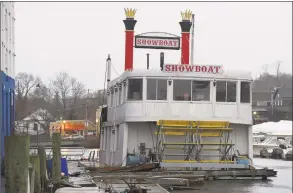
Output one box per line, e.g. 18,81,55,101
135,36,180,50
163,64,223,74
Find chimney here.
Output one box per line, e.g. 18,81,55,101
160,52,164,71
179,10,193,65
146,53,150,70
123,8,137,71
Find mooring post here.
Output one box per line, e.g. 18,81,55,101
30,154,41,193
4,135,30,193
52,133,61,191
29,165,35,193
38,145,47,193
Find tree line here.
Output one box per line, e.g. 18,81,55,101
15,72,106,125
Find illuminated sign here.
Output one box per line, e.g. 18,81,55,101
135,35,180,50
163,64,223,74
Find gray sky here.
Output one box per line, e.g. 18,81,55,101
15,2,292,90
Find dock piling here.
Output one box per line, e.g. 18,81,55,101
4,135,30,193
38,145,47,193
29,165,35,193
52,133,61,191
30,154,41,193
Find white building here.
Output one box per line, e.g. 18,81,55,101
0,1,16,162
1,1,16,77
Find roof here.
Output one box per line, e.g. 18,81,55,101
109,68,252,88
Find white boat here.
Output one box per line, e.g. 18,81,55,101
98,8,255,170
253,133,292,157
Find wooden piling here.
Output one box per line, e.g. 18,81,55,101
4,135,30,193
38,145,47,193
29,165,35,193
52,133,61,191
30,154,41,193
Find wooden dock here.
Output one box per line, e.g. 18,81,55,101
54,160,278,193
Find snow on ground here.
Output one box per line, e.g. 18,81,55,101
253,120,292,135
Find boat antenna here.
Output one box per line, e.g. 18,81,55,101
102,54,111,105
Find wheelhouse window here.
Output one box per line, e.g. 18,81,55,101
241,82,251,103
216,81,237,102
118,87,122,105
147,79,167,100
192,81,210,101
173,80,191,101
127,79,143,101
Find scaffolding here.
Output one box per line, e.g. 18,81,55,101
155,120,235,165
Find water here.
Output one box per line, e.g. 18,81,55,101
172,158,292,193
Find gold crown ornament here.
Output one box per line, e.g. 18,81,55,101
181,9,192,21
124,8,137,19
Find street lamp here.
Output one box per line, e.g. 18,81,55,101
62,120,66,136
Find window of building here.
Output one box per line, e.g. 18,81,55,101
241,82,251,103
127,79,143,101
147,79,167,100
173,80,191,101
216,81,237,102
192,81,210,101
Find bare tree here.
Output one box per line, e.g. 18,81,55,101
15,72,40,100
71,77,86,104
15,72,41,120
51,72,71,109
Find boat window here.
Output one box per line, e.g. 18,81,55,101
147,79,167,100
192,81,210,101
227,82,237,102
123,83,127,102
173,80,191,101
127,79,143,101
216,81,237,102
157,80,167,100
241,82,251,103
147,79,156,100
216,81,226,102
118,87,122,105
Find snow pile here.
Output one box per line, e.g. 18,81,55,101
253,120,292,135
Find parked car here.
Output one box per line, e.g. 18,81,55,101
63,135,72,140
71,134,84,140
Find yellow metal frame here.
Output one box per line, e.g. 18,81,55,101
155,119,235,166
162,160,235,163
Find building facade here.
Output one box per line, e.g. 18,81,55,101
0,1,16,160
252,87,292,122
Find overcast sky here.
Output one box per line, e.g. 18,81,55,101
15,2,292,90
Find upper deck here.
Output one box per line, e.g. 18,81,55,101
105,68,253,125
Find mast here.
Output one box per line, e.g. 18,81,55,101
190,14,195,65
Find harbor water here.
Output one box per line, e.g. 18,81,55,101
172,158,292,193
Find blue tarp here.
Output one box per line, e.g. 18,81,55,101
0,71,15,159
47,158,69,176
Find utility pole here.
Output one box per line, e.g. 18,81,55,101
276,60,281,87
85,89,89,138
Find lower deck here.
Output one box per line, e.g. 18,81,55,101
99,120,253,167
